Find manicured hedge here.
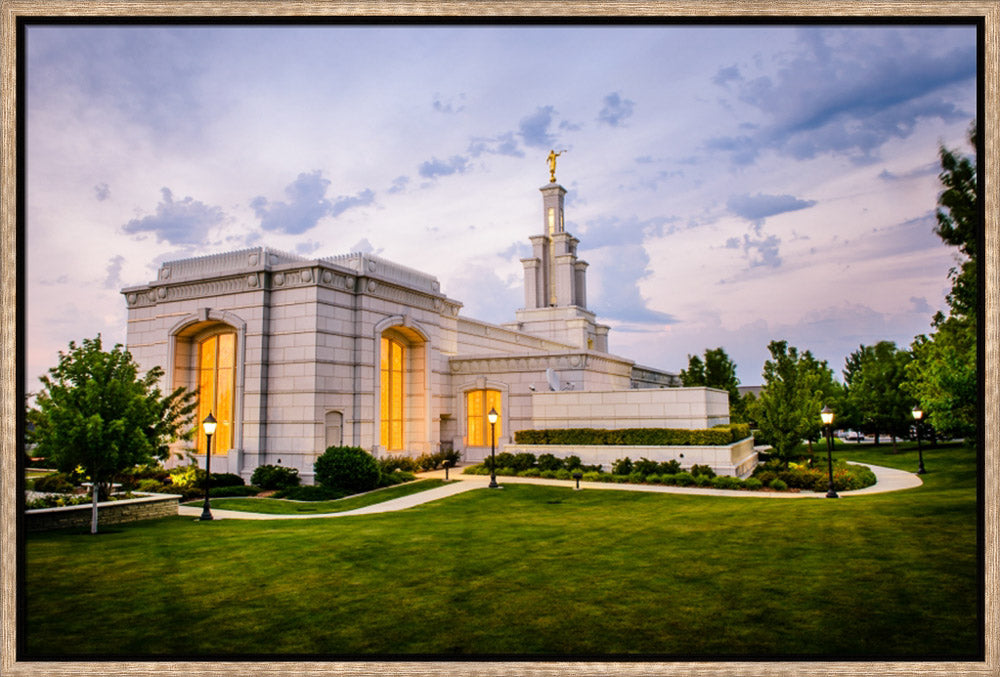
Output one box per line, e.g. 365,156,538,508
514,423,751,446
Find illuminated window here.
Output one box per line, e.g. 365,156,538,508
380,336,405,450
197,332,235,455
466,389,502,446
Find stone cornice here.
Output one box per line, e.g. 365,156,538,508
449,350,633,376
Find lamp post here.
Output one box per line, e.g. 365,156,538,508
487,407,499,489
199,413,217,521
912,406,926,474
820,406,838,498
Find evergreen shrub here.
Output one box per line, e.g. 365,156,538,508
314,446,380,494
251,464,301,491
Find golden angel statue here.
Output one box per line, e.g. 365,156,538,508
547,149,566,182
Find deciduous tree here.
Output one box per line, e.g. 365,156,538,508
27,336,196,533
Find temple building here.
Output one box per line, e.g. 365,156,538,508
122,165,739,482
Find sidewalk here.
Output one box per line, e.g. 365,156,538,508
177,461,921,520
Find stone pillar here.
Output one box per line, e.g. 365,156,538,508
574,260,588,309
521,258,540,309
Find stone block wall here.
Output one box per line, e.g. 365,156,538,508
529,387,730,430
25,494,180,532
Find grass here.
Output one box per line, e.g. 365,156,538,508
187,478,451,514
23,443,979,659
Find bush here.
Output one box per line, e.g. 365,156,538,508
314,446,380,493
555,469,571,480
689,464,716,478
379,470,416,487
657,459,682,475
611,457,633,475
539,470,557,479
769,478,788,491
438,448,462,467
537,453,563,471
209,485,261,498
674,472,695,486
744,477,763,490
462,464,491,476
251,464,301,491
511,453,537,472
581,471,602,482
497,467,516,477
514,425,752,446
712,475,741,490
210,472,245,487
276,485,346,501
646,474,662,484
633,457,659,476
33,473,76,494
695,474,713,487
563,455,583,471
518,468,541,477
415,454,439,471
136,478,167,493
379,456,418,473
661,473,677,486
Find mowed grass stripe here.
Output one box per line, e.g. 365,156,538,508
24,443,978,658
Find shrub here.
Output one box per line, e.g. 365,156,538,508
484,452,516,471
209,485,261,498
646,474,662,484
136,478,167,493
251,464,301,491
379,456,418,473
210,472,245,487
438,448,462,467
712,475,741,490
536,453,563,471
695,474,713,487
633,457,659,476
661,473,677,486
563,455,583,471
276,485,346,501
581,471,602,482
655,459,682,475
518,468,541,477
755,470,778,486
169,464,207,490
673,472,695,486
689,464,716,478
415,454,439,471
539,470,557,479
497,467,516,477
511,453,537,472
626,472,645,484
462,464,491,475
769,478,788,491
314,446,380,493
611,457,633,475
33,473,76,494
744,477,763,490
555,469,571,480
379,470,416,487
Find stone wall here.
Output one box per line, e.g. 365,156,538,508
529,387,731,431
501,437,758,478
25,494,180,532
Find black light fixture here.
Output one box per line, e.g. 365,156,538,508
820,406,838,499
573,470,583,490
443,458,452,480
487,407,499,489
199,413,217,521
912,406,926,474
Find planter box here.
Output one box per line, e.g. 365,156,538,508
497,437,757,478
25,493,180,532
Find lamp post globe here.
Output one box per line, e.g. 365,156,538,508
487,407,499,489
199,413,217,521
821,406,838,498
912,407,926,474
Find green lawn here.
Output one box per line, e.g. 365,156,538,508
191,478,451,514
23,443,980,659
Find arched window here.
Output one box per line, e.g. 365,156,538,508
197,332,235,455
467,389,502,446
380,336,405,450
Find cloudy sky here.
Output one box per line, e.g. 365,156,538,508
24,22,978,388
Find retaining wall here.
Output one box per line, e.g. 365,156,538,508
501,437,758,478
25,493,180,532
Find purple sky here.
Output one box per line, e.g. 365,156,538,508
25,23,978,388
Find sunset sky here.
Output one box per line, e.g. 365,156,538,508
24,22,978,387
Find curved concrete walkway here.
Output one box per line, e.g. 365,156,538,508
177,461,922,521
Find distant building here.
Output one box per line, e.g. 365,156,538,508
123,174,739,482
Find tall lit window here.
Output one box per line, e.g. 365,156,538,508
467,389,502,446
380,336,405,450
197,332,235,455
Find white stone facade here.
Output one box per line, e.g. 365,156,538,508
121,180,735,483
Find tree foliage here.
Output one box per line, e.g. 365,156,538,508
27,336,196,530
904,121,978,441
934,122,978,318
843,341,914,447
680,347,747,421
751,340,839,466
